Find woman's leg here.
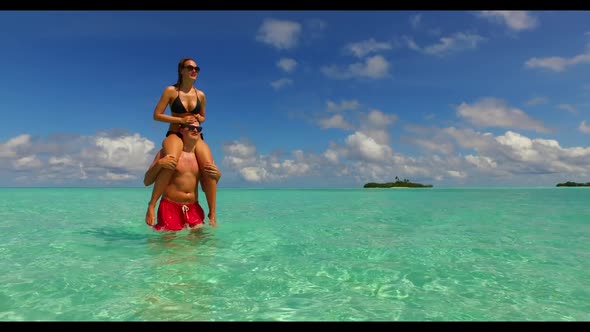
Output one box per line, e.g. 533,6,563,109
194,139,218,226
145,134,183,226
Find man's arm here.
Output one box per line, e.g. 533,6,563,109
143,150,164,186
194,163,220,203
143,150,177,186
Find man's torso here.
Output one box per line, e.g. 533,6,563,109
164,151,199,203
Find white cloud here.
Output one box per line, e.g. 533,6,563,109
256,19,302,50
48,155,77,166
223,106,404,184
281,154,311,177
0,132,156,186
276,58,297,73
240,167,267,182
557,104,578,114
99,172,136,181
344,38,393,58
456,97,550,133
270,78,293,90
414,126,590,177
447,170,467,178
495,132,583,171
321,55,391,80
406,32,486,56
318,114,353,130
223,141,257,158
91,134,155,172
525,96,549,106
335,110,397,150
404,125,458,156
451,129,590,175
344,131,394,162
525,43,590,72
323,149,339,164
406,37,421,52
410,14,422,29
222,141,316,183
221,123,590,186
79,162,88,180
442,127,496,150
366,109,397,128
479,11,538,31
465,155,497,170
13,155,42,170
0,134,31,158
579,121,590,134
319,108,397,154
410,138,455,155
326,99,360,112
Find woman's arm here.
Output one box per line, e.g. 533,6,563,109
153,86,192,124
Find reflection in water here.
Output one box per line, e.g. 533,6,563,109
134,227,218,321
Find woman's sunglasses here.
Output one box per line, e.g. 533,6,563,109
183,65,201,73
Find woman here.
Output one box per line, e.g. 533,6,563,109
145,58,218,227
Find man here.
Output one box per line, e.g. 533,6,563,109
144,123,221,230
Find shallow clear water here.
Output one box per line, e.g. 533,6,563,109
0,187,588,321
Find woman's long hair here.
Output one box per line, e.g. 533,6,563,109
174,58,195,88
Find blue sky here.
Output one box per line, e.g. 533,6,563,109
1,11,589,187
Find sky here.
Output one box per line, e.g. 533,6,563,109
1,10,589,188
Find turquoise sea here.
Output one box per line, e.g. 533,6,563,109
0,187,588,321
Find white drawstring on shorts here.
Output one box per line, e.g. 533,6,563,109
182,205,189,219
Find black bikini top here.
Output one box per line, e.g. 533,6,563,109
171,87,200,114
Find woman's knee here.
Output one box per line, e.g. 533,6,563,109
162,135,183,157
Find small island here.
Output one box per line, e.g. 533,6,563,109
556,181,590,187
363,177,433,188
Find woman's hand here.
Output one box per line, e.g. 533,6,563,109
195,114,205,123
180,116,197,125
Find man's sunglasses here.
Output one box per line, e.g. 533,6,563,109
183,65,200,73
181,124,203,133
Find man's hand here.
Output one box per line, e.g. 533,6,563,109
203,163,221,182
157,155,177,170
